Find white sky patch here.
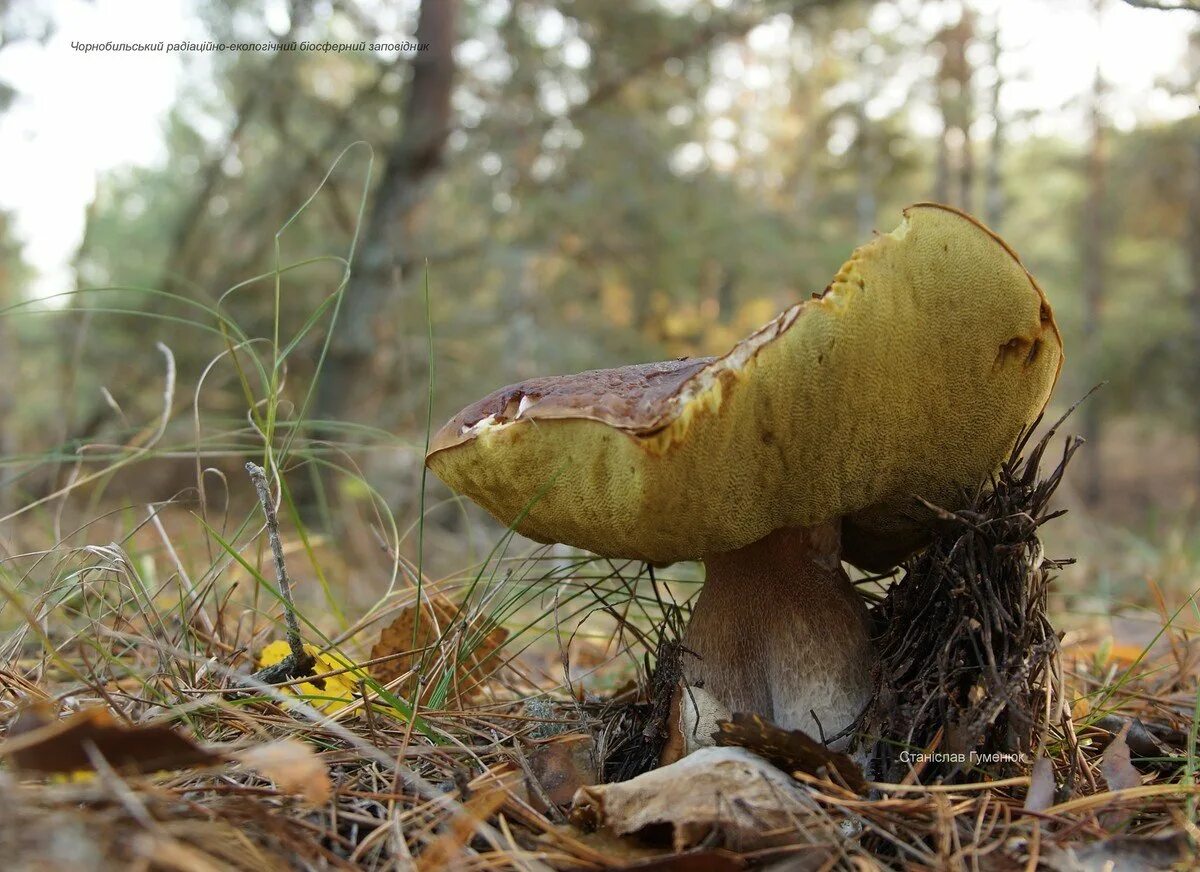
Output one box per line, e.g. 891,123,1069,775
0,0,1195,301
992,0,1195,137
0,0,201,301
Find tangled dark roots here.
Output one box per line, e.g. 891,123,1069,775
862,405,1083,784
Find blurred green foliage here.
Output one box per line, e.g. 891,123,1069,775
0,0,1197,525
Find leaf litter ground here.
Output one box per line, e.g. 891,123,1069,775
1,410,1198,870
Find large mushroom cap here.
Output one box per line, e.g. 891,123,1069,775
426,204,1063,567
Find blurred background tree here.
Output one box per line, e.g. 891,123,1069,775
0,0,1198,553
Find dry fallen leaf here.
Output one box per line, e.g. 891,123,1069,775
369,592,508,704
238,739,332,806
525,732,597,810
598,849,754,872
1096,715,1182,759
1,705,224,775
1100,725,1142,793
714,711,866,793
1071,696,1090,720
1099,724,1144,831
1024,756,1055,812
416,786,509,872
571,746,830,853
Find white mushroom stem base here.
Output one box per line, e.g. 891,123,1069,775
680,522,874,749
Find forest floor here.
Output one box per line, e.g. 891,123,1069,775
1,419,1198,871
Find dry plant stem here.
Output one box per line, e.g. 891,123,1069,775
245,461,315,683
683,523,873,746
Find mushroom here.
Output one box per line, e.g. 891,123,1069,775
426,204,1062,752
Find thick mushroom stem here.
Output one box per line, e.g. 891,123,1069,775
681,522,873,748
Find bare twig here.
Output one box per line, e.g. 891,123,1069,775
1120,0,1200,11
245,461,315,683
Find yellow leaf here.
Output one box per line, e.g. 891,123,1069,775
1072,696,1091,720
257,642,363,713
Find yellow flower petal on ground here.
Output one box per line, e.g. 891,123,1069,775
257,641,365,714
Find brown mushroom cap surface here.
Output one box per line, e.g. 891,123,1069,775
427,204,1063,567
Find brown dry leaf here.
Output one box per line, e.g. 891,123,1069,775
416,786,508,872
1096,715,1182,759
1,705,224,775
714,711,866,793
568,638,611,694
1100,726,1142,793
369,591,508,704
526,733,597,810
1024,756,1055,812
571,746,834,853
1098,725,1144,831
238,740,332,806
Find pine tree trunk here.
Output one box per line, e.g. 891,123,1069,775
855,106,876,239
1189,130,1200,496
1080,66,1106,509
0,285,12,519
984,25,1005,230
934,127,951,205
315,0,459,428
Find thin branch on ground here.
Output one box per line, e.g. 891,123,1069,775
1120,0,1200,11
246,461,316,683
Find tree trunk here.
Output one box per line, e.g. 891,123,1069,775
855,106,876,239
1080,64,1106,509
0,227,13,519
932,5,974,209
161,2,312,292
957,108,974,213
314,0,459,428
984,23,1005,230
716,266,737,325
1189,129,1200,496
934,128,951,204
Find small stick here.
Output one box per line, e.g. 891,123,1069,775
246,461,315,683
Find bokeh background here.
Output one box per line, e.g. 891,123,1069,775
0,0,1198,653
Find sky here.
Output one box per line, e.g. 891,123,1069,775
0,0,1194,301
0,0,205,301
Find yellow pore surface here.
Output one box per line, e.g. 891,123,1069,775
427,204,1063,565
